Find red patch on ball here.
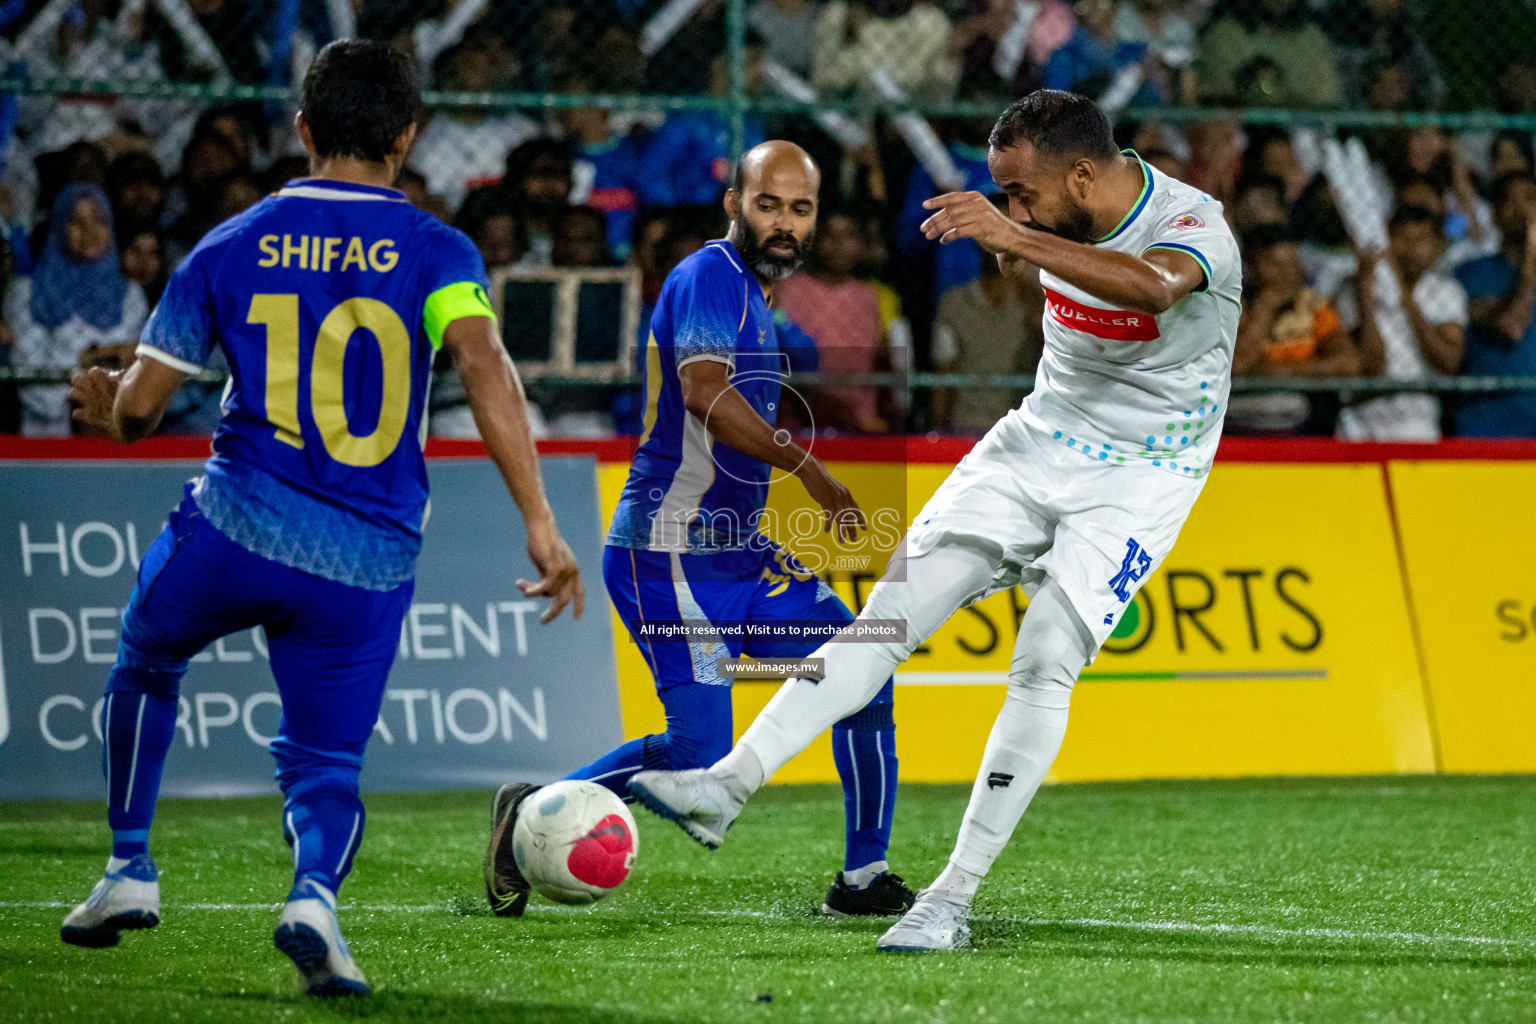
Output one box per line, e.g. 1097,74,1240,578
566,814,634,889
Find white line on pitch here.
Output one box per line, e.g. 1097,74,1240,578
2,901,1531,949
980,915,1535,948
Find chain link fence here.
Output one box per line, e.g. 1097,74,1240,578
0,0,1534,439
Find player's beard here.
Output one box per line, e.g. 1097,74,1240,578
736,217,812,281
1027,196,1097,245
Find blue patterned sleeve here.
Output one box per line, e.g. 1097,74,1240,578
667,257,745,368
137,252,213,373
422,222,491,295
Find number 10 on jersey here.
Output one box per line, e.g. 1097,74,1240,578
248,293,413,468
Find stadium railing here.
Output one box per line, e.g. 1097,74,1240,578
3,0,1536,436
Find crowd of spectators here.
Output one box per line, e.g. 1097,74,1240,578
0,0,1533,438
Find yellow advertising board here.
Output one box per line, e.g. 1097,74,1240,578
598,460,1436,783
1389,461,1536,774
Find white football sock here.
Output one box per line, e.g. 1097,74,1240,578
946,580,1093,881
930,861,982,901
723,540,999,787
713,742,764,794
843,860,889,890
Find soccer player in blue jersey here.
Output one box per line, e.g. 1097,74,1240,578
59,40,584,996
485,141,914,919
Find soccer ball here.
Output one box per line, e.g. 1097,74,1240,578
512,780,639,905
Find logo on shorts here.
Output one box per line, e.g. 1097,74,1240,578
987,772,1014,789
1109,538,1154,602
1167,212,1204,231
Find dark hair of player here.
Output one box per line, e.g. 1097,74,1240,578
1491,170,1536,209
988,90,1117,163
1389,204,1443,236
301,40,421,164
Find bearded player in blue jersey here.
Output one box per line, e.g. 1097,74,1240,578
485,141,914,920
59,40,585,996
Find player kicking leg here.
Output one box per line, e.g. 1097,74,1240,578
630,90,1241,951
485,141,913,920
61,40,583,992
489,546,908,917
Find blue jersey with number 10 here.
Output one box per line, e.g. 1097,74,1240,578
137,178,494,591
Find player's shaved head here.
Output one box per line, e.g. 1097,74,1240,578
731,140,820,197
725,141,821,284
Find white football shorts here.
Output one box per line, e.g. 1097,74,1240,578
904,409,1209,655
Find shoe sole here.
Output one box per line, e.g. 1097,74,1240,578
274,922,371,998
876,932,972,954
820,903,913,918
60,909,159,948
627,780,723,850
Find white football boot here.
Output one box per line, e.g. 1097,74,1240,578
60,854,161,948
627,769,744,849
273,879,371,997
876,889,973,953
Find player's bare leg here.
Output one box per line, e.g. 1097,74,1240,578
878,580,1091,952
629,540,1000,843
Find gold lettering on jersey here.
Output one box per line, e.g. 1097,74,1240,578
281,233,308,269
257,234,280,267
262,235,400,273
368,239,398,272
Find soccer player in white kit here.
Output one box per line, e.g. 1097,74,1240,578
629,90,1242,952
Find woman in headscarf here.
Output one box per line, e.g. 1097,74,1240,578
6,183,148,436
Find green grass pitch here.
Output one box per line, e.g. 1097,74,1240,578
3,776,1535,1023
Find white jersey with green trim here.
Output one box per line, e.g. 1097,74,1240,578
1019,156,1242,481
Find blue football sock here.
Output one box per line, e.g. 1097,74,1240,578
280,786,365,899
272,742,367,899
102,688,178,861
564,734,666,798
832,680,897,874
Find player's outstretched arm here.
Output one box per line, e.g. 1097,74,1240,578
443,315,585,623
678,359,866,543
69,357,188,442
920,191,1205,316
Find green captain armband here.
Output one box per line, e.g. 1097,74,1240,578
423,281,497,350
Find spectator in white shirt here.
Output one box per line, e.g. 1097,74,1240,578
408,40,540,211
812,0,959,104
1336,206,1467,441
750,0,821,79
1115,0,1198,106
